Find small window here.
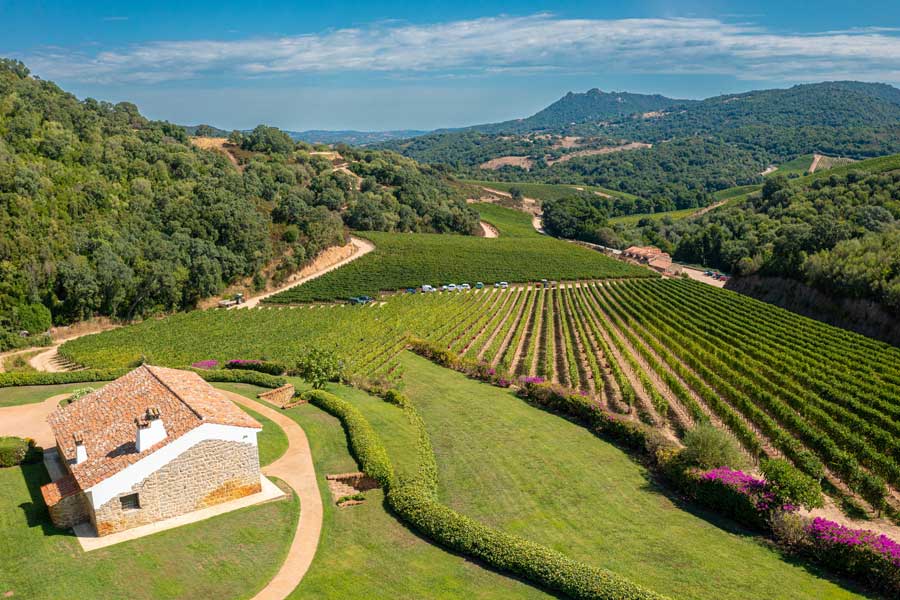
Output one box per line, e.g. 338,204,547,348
120,493,140,510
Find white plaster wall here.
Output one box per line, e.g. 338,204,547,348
86,424,260,509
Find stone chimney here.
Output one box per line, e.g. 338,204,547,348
73,431,87,464
135,406,166,452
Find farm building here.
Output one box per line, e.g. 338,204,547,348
40,365,262,537
623,245,664,261
623,245,680,275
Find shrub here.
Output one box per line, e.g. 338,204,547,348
63,387,95,406
693,467,775,529
302,389,395,488
761,458,823,510
292,349,344,389
0,437,40,467
681,423,746,470
804,517,900,596
224,359,286,376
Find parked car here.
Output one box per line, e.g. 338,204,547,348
217,293,244,308
459,283,471,290
704,270,713,276
497,281,509,289
421,285,436,293
540,278,549,288
405,288,417,294
475,282,484,289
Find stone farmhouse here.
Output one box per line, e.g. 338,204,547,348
623,245,682,275
40,365,262,537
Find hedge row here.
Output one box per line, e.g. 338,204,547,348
223,360,287,376
193,368,287,389
0,368,129,388
302,389,395,489
313,385,667,600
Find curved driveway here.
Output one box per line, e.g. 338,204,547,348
222,391,323,600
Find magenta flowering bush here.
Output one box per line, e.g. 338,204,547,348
519,376,545,384
701,467,776,511
191,359,219,370
806,517,900,594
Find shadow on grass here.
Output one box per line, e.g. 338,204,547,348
17,462,74,537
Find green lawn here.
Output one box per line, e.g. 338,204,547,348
0,463,298,600
397,352,868,600
223,381,549,599
264,203,651,303
0,382,112,408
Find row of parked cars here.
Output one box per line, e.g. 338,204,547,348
349,281,511,304
703,270,730,282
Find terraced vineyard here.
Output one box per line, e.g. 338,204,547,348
262,203,652,304
63,278,900,516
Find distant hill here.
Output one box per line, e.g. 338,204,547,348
182,124,429,146
287,129,429,145
472,89,689,134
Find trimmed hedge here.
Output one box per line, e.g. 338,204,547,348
382,387,666,600
194,368,286,389
302,389,395,489
223,360,287,376
0,436,40,467
0,368,128,388
388,485,667,600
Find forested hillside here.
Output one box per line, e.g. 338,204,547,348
0,59,476,340
381,81,900,213
622,155,900,317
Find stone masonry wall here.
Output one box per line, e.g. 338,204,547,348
48,491,91,529
91,439,261,536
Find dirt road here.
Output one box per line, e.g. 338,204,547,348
237,236,375,309
479,221,499,238
223,391,323,600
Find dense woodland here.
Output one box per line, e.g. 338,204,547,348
0,60,476,342
624,164,900,313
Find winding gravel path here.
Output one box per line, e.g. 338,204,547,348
222,391,323,600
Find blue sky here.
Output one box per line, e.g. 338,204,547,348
3,1,900,131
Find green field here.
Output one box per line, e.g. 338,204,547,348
396,352,865,599
462,179,640,202
767,154,815,177
222,382,550,599
262,203,651,303
608,207,699,225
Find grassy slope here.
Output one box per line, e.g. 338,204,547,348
265,203,651,303
398,352,866,600
0,464,298,600
223,381,549,599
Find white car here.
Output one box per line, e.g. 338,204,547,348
459,283,471,290
497,281,509,289
421,284,436,293
442,284,458,292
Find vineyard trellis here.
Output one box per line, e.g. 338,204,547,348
63,278,900,513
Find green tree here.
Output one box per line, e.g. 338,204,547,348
293,348,344,389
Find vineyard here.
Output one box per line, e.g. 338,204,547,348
263,203,652,304
62,278,900,517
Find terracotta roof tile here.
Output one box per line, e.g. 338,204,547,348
40,473,81,506
47,365,260,490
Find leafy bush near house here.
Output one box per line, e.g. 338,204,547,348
302,389,395,488
0,437,40,467
224,359,287,376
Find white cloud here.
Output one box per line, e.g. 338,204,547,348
20,14,900,85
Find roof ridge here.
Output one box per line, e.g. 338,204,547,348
142,364,204,420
